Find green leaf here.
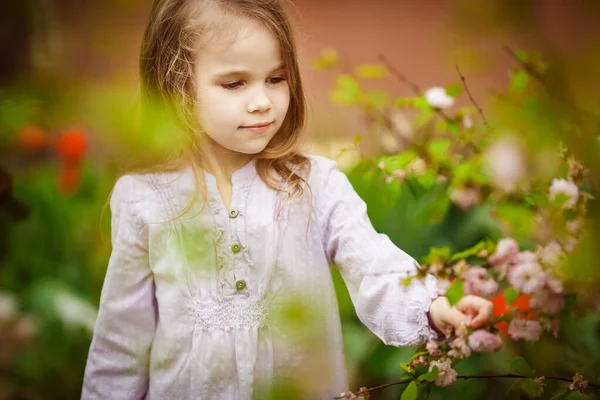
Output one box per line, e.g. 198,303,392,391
549,387,569,400
565,392,593,399
505,379,523,399
450,240,487,262
414,192,450,224
313,48,339,70
447,119,460,136
400,362,411,373
413,97,430,111
385,150,419,171
445,279,464,306
506,356,535,378
401,381,418,400
521,378,538,398
425,247,452,264
504,287,520,305
363,90,389,109
445,83,464,98
355,64,388,78
416,170,437,191
515,50,530,64
331,75,362,105
417,367,439,383
457,106,478,116
427,139,451,163
410,351,429,360
414,109,435,127
352,135,364,147
395,97,414,107
511,69,529,94
495,204,535,237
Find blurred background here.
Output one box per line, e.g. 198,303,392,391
1,1,599,399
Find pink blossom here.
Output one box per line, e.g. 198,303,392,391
448,336,471,359
549,178,579,209
537,241,564,266
539,317,560,338
426,340,442,357
544,272,564,294
484,139,525,193
488,238,519,266
508,252,545,294
566,219,581,234
508,318,542,342
468,329,502,352
464,266,499,296
429,358,458,387
450,186,482,211
530,290,565,314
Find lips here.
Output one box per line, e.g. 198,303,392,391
240,121,273,128
240,121,273,134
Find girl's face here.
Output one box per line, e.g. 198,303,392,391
195,18,290,161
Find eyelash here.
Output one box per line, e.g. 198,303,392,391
221,76,287,90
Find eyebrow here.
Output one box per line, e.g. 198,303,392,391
213,64,286,79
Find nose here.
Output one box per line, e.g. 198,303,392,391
247,86,272,113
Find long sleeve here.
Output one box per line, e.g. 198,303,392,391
312,156,439,347
82,176,157,399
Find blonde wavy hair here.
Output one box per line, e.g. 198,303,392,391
119,0,311,219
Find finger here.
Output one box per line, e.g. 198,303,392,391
456,296,494,328
442,308,468,335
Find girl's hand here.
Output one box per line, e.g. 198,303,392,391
428,295,494,337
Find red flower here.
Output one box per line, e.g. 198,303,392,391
54,129,88,163
59,162,80,196
17,125,46,152
491,290,532,335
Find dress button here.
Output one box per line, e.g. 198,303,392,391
235,280,247,291
229,209,239,218
231,243,241,253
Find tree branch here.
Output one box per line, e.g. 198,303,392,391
335,373,599,399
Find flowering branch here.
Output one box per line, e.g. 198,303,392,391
336,373,598,399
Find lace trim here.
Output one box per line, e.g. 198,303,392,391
191,299,268,330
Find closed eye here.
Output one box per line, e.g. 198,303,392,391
268,76,286,84
221,81,243,90
220,76,287,90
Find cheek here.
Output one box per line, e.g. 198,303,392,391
197,89,238,126
274,87,291,113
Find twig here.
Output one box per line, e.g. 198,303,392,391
335,373,599,399
378,53,422,95
378,53,451,122
456,64,490,129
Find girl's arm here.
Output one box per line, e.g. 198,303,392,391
312,156,440,347
81,176,157,399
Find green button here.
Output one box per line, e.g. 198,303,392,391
231,243,241,253
229,209,239,218
235,280,247,291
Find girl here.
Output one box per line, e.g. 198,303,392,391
82,0,495,399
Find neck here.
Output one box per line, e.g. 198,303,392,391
201,139,254,182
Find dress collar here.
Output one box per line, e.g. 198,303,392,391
203,158,258,184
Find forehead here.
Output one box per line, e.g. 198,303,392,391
196,18,283,73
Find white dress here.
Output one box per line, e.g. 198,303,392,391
81,155,440,400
